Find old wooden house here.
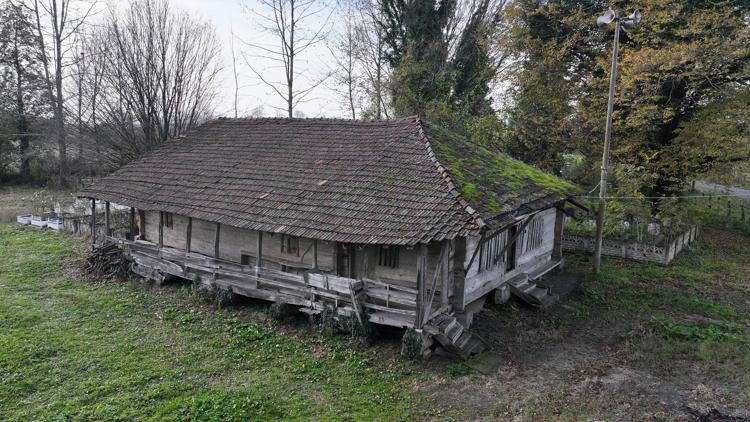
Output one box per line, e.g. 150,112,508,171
79,117,576,357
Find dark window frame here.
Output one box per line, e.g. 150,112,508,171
162,212,174,229
378,245,400,269
281,234,299,256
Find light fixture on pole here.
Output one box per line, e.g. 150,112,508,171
593,9,641,274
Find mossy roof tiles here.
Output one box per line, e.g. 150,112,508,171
79,117,576,245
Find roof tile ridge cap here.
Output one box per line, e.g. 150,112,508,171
414,117,486,229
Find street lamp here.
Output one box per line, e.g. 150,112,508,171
593,9,641,274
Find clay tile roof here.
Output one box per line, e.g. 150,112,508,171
78,117,576,245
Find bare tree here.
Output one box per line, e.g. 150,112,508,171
354,0,389,119
328,3,360,119
31,0,96,186
240,0,333,118
230,21,240,119
102,0,221,155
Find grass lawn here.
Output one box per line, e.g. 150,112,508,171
0,225,423,420
2,220,750,420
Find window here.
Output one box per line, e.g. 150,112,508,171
478,230,508,272
281,235,299,255
378,246,399,268
241,254,253,266
162,212,173,229
524,217,544,253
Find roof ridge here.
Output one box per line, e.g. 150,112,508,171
207,116,419,124
414,118,486,230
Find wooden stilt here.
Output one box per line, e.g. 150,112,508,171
256,232,263,267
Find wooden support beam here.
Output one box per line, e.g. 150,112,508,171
214,223,221,258
256,231,263,267
360,245,369,280
553,207,564,261
186,217,192,253
129,207,136,240
90,198,96,246
105,201,111,236
138,210,146,241
158,211,164,248
415,244,428,328
441,239,454,307
313,239,318,270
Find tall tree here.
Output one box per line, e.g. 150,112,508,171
328,3,361,119
353,0,389,119
504,0,750,198
378,0,508,130
32,0,96,186
240,0,333,118
103,0,222,153
0,0,48,180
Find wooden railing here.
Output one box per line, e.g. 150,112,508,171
109,237,419,327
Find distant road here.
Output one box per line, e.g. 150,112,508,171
695,181,750,201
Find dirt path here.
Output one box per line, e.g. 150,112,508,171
419,227,750,420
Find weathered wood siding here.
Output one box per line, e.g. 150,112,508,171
359,243,441,290
144,212,335,271
461,207,559,307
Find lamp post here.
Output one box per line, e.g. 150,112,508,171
593,9,641,274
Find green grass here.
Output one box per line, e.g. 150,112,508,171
566,227,750,386
0,225,421,420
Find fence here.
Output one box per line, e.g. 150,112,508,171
62,209,132,240
562,225,698,265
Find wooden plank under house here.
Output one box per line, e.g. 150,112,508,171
78,117,578,358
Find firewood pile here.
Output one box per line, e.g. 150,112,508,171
82,243,130,281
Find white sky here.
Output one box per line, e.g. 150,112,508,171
176,0,347,118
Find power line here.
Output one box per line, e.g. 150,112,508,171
574,193,750,200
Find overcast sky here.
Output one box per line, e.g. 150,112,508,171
177,0,347,119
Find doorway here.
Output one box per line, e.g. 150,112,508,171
336,243,356,278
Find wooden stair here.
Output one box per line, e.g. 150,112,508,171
424,314,486,359
507,274,558,307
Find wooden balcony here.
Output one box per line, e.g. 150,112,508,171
108,237,418,328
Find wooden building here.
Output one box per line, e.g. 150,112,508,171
78,117,577,357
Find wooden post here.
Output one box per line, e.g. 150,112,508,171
129,207,135,240
415,244,428,328
313,239,318,270
186,217,192,253
214,223,221,258
361,245,368,279
441,239,454,307
553,207,564,261
138,210,146,241
256,231,263,267
158,211,164,248
104,201,111,237
90,198,96,246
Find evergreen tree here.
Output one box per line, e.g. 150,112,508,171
0,1,48,180
379,0,507,144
